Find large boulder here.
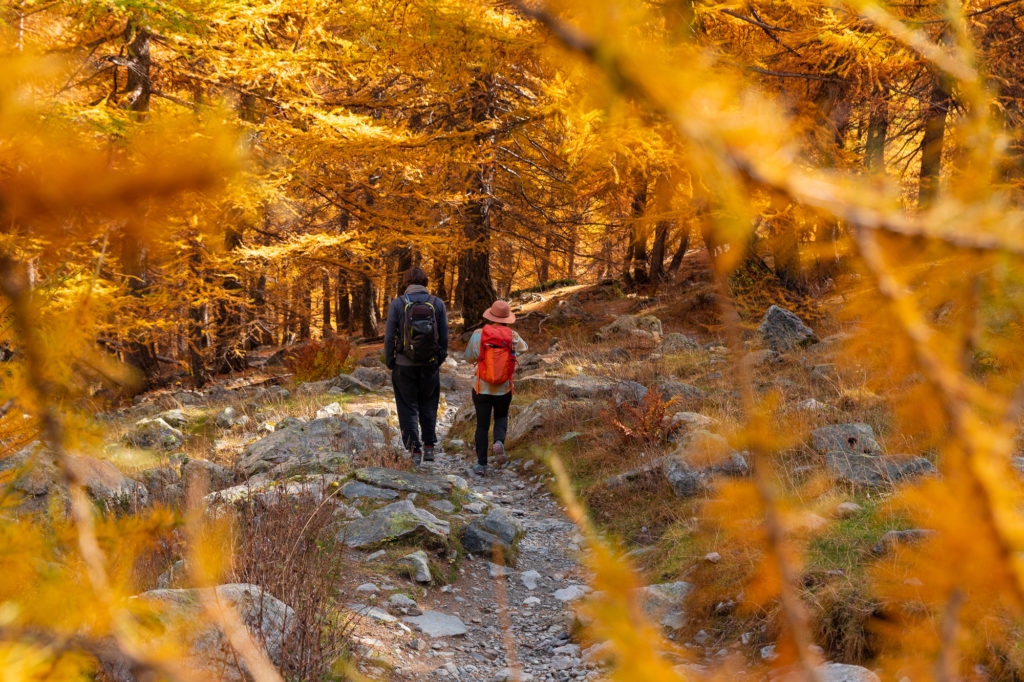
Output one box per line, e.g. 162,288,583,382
546,299,591,325
656,381,706,407
354,467,453,496
811,424,936,487
598,314,663,340
757,305,818,351
124,417,183,450
135,584,297,682
505,399,562,446
136,466,183,506
662,450,749,498
0,442,149,514
204,475,352,511
339,499,450,550
518,375,647,405
350,366,389,388
657,333,701,354
637,581,692,630
181,459,235,494
238,415,385,477
330,374,375,394
460,508,522,562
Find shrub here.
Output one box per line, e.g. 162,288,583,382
609,390,677,445
285,337,352,383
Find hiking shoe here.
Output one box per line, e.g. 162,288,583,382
492,441,507,467
423,445,435,462
472,464,487,476
412,449,422,466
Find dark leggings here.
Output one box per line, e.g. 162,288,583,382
472,391,512,466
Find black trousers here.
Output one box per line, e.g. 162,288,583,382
472,391,513,466
392,365,440,452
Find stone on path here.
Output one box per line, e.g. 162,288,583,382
520,570,541,590
398,550,432,583
757,305,818,351
354,466,453,496
403,611,468,638
341,480,399,501
553,585,590,602
339,499,450,550
460,508,522,562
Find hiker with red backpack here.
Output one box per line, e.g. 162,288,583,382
385,267,449,466
464,299,528,476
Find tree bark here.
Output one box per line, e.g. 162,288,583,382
188,246,206,388
359,274,378,337
537,234,552,284
648,220,671,284
623,179,650,287
918,73,951,209
865,89,889,172
335,269,351,333
395,247,413,296
667,221,693,278
212,226,247,373
298,282,311,340
321,271,333,338
433,256,449,304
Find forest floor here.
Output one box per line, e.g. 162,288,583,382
79,251,918,681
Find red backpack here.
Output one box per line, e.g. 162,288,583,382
476,325,517,388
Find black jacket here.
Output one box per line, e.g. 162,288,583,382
384,284,449,368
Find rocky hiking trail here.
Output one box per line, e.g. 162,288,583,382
341,359,598,682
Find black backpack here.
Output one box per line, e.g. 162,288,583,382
400,294,439,363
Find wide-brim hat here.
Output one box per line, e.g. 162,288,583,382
482,299,516,324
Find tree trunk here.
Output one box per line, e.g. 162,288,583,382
865,89,889,172
433,256,449,304
566,226,577,280
395,247,413,296
537,234,552,284
335,269,351,333
667,221,693,278
918,74,951,209
460,72,499,332
623,180,650,288
188,247,206,388
212,226,247,373
648,220,671,284
252,272,274,346
359,274,378,337
299,283,311,340
321,271,333,338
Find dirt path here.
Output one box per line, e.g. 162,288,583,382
347,359,598,681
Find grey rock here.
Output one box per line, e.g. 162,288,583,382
872,529,937,556
125,417,183,450
460,509,521,561
339,499,450,550
796,398,829,412
398,550,432,583
598,314,662,338
403,611,468,638
315,402,345,419
204,475,347,509
136,466,182,506
547,299,591,325
341,480,400,501
656,380,706,407
295,379,333,395
812,423,883,457
157,409,189,428
835,501,863,518
215,406,238,429
388,593,418,608
429,499,455,514
658,333,700,354
0,442,150,514
637,581,692,630
331,373,375,394
819,663,881,682
520,570,541,590
757,305,818,351
553,585,589,602
354,467,453,496
355,583,379,594
156,559,186,589
662,449,749,498
348,603,398,623
812,424,935,487
274,416,304,431
180,459,234,494
505,399,562,446
139,584,296,681
239,415,384,477
350,366,390,388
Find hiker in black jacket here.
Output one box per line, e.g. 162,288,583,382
384,267,449,465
